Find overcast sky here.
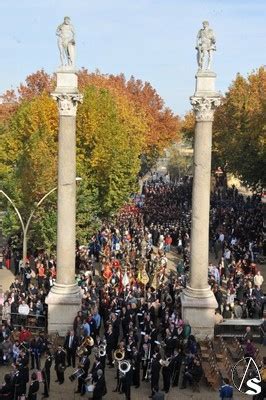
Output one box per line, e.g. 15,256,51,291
1,0,265,115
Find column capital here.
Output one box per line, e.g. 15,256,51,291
190,96,221,122
52,92,83,116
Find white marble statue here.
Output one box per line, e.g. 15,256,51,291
56,16,75,68
196,21,216,70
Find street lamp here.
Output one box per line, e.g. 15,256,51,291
0,177,82,262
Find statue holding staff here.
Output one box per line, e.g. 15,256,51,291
56,16,75,67
196,21,216,70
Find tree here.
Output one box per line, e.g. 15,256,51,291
213,67,266,190
167,145,193,181
0,69,179,248
77,69,180,165
180,111,195,145
77,86,147,216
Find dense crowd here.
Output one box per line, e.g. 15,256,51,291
0,177,265,399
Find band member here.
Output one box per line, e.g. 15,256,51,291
0,373,13,400
13,363,24,400
110,313,120,348
170,347,183,387
17,346,29,367
105,325,115,367
30,338,41,370
141,336,151,381
131,346,141,388
90,356,103,383
121,365,133,400
150,354,161,397
42,351,53,398
92,369,107,400
76,350,90,395
20,361,29,396
161,359,171,393
64,330,79,368
95,336,106,371
27,372,39,400
54,345,66,384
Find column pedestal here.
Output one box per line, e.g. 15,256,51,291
181,290,218,339
46,284,81,336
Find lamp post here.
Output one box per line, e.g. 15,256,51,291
0,177,82,262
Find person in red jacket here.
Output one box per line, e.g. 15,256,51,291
164,235,172,253
19,326,32,343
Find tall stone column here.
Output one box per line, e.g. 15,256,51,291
46,18,83,335
181,22,221,339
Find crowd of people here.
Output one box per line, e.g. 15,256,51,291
0,176,265,399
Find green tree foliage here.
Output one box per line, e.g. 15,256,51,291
77,86,147,216
0,69,179,247
167,146,193,181
213,67,266,190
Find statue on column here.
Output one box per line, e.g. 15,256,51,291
196,21,216,70
56,16,75,68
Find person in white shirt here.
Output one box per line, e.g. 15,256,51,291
18,300,30,325
254,271,264,287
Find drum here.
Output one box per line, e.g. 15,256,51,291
69,368,85,382
85,384,94,399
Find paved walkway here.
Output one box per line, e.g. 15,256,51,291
0,266,15,293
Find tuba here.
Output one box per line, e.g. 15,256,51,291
118,360,131,376
114,348,125,361
77,336,94,357
98,344,106,357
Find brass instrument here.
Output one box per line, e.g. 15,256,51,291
93,343,106,358
77,336,94,357
159,357,172,367
114,348,125,361
118,360,131,377
47,331,59,353
98,344,106,357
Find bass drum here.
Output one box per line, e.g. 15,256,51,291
85,384,94,399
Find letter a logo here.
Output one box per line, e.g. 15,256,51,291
232,357,261,396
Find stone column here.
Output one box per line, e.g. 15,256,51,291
46,70,83,335
181,71,221,339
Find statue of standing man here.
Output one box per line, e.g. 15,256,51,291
196,21,216,70
56,16,75,68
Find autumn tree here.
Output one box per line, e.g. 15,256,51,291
0,69,180,249
213,67,266,190
77,69,180,168
77,85,147,216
